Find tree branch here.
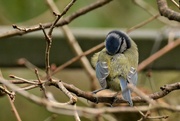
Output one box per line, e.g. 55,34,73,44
1,77,180,117
157,0,180,22
1,78,180,104
138,38,180,72
0,0,113,39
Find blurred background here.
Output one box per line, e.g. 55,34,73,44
0,0,180,121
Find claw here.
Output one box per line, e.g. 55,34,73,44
92,88,106,94
92,88,106,104
109,92,120,107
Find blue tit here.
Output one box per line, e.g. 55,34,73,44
91,30,138,106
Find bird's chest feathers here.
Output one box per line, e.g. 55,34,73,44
98,52,129,80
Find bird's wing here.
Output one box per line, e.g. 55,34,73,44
91,52,100,68
96,61,109,89
127,67,138,86
119,77,133,106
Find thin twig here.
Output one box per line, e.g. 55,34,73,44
51,79,77,105
170,0,180,8
44,114,57,121
127,84,156,105
12,24,31,32
9,75,37,84
138,104,168,121
1,77,180,116
0,0,113,39
50,42,104,76
0,71,21,121
0,86,15,99
17,58,45,76
39,24,52,79
126,14,159,33
20,85,39,91
35,68,47,98
6,87,21,121
74,104,81,121
1,78,180,104
46,0,102,91
48,0,77,36
48,13,61,37
138,38,180,71
133,0,179,26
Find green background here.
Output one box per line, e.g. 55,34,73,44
0,0,180,121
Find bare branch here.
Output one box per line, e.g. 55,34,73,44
0,86,15,99
50,79,77,105
52,80,180,104
35,68,48,98
39,24,52,79
74,104,81,121
1,77,180,105
50,42,104,75
138,38,180,72
1,77,180,117
126,14,159,33
9,75,37,85
48,0,76,36
170,0,180,8
128,84,156,105
133,0,179,26
0,0,113,39
157,0,180,22
0,71,21,121
46,0,103,91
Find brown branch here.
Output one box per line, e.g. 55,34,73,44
127,84,156,105
48,0,76,37
49,80,180,104
126,14,159,33
50,42,104,76
170,0,180,8
73,104,81,121
0,86,15,99
157,0,180,22
17,58,44,74
1,78,180,104
35,68,48,98
50,79,77,105
0,71,21,121
6,88,21,121
1,77,180,116
9,75,37,85
0,0,113,39
138,38,180,72
46,0,104,91
39,24,52,79
133,0,179,26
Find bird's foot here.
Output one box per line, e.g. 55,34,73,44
92,88,106,94
109,92,120,107
91,88,105,104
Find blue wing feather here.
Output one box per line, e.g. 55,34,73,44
127,67,138,86
131,72,138,86
96,61,109,89
119,77,133,106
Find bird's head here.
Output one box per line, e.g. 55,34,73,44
105,30,131,55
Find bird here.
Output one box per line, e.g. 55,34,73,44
91,30,138,106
